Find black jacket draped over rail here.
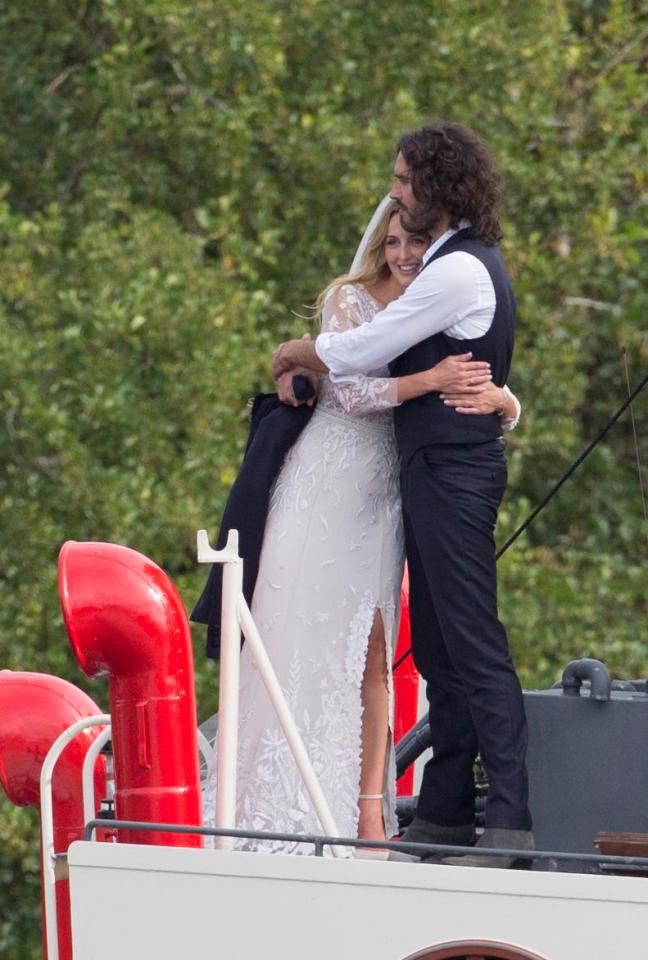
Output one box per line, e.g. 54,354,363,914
190,394,314,659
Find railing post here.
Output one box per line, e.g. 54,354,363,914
197,529,346,857
197,529,243,850
40,714,111,960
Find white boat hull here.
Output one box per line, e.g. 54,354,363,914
68,841,648,958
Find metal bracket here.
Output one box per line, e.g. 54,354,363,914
196,528,241,565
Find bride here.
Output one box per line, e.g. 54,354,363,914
203,199,520,852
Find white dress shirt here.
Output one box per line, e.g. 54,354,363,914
316,224,496,377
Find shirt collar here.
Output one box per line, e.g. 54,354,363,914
422,218,471,262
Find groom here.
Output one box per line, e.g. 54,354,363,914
273,121,533,867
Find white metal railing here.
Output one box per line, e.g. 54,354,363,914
81,725,215,835
41,713,111,960
197,727,216,784
44,714,216,960
197,528,345,855
81,723,112,828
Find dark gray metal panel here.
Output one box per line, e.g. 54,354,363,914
524,687,648,854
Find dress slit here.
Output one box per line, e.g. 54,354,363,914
355,604,398,841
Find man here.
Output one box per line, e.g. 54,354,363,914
273,121,533,867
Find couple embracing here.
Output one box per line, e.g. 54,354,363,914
201,121,533,867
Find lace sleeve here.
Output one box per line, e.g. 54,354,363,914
320,285,399,414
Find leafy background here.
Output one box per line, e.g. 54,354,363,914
1,1,646,953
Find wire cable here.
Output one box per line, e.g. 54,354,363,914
392,371,648,672
622,349,648,540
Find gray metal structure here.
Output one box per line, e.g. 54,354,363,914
524,658,648,855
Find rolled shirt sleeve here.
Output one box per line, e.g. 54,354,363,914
315,250,496,377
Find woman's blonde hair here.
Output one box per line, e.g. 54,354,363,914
314,200,418,322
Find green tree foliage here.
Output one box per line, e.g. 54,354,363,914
0,2,646,954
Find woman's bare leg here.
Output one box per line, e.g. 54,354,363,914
357,611,390,841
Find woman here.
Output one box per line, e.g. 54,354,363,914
203,201,520,852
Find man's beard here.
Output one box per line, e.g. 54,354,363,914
399,203,447,237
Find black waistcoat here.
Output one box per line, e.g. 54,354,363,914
389,229,515,459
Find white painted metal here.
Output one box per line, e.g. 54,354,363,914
81,724,112,829
197,528,243,849
197,528,344,856
40,713,111,960
237,595,345,855
196,727,215,782
83,725,213,830
68,840,648,960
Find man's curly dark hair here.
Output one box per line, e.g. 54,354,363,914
397,122,502,245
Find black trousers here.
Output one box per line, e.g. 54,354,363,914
401,440,531,831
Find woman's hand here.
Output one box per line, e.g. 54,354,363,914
396,352,491,403
441,380,510,416
428,353,492,393
277,368,319,407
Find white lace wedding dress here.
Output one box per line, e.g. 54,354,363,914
203,283,405,852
